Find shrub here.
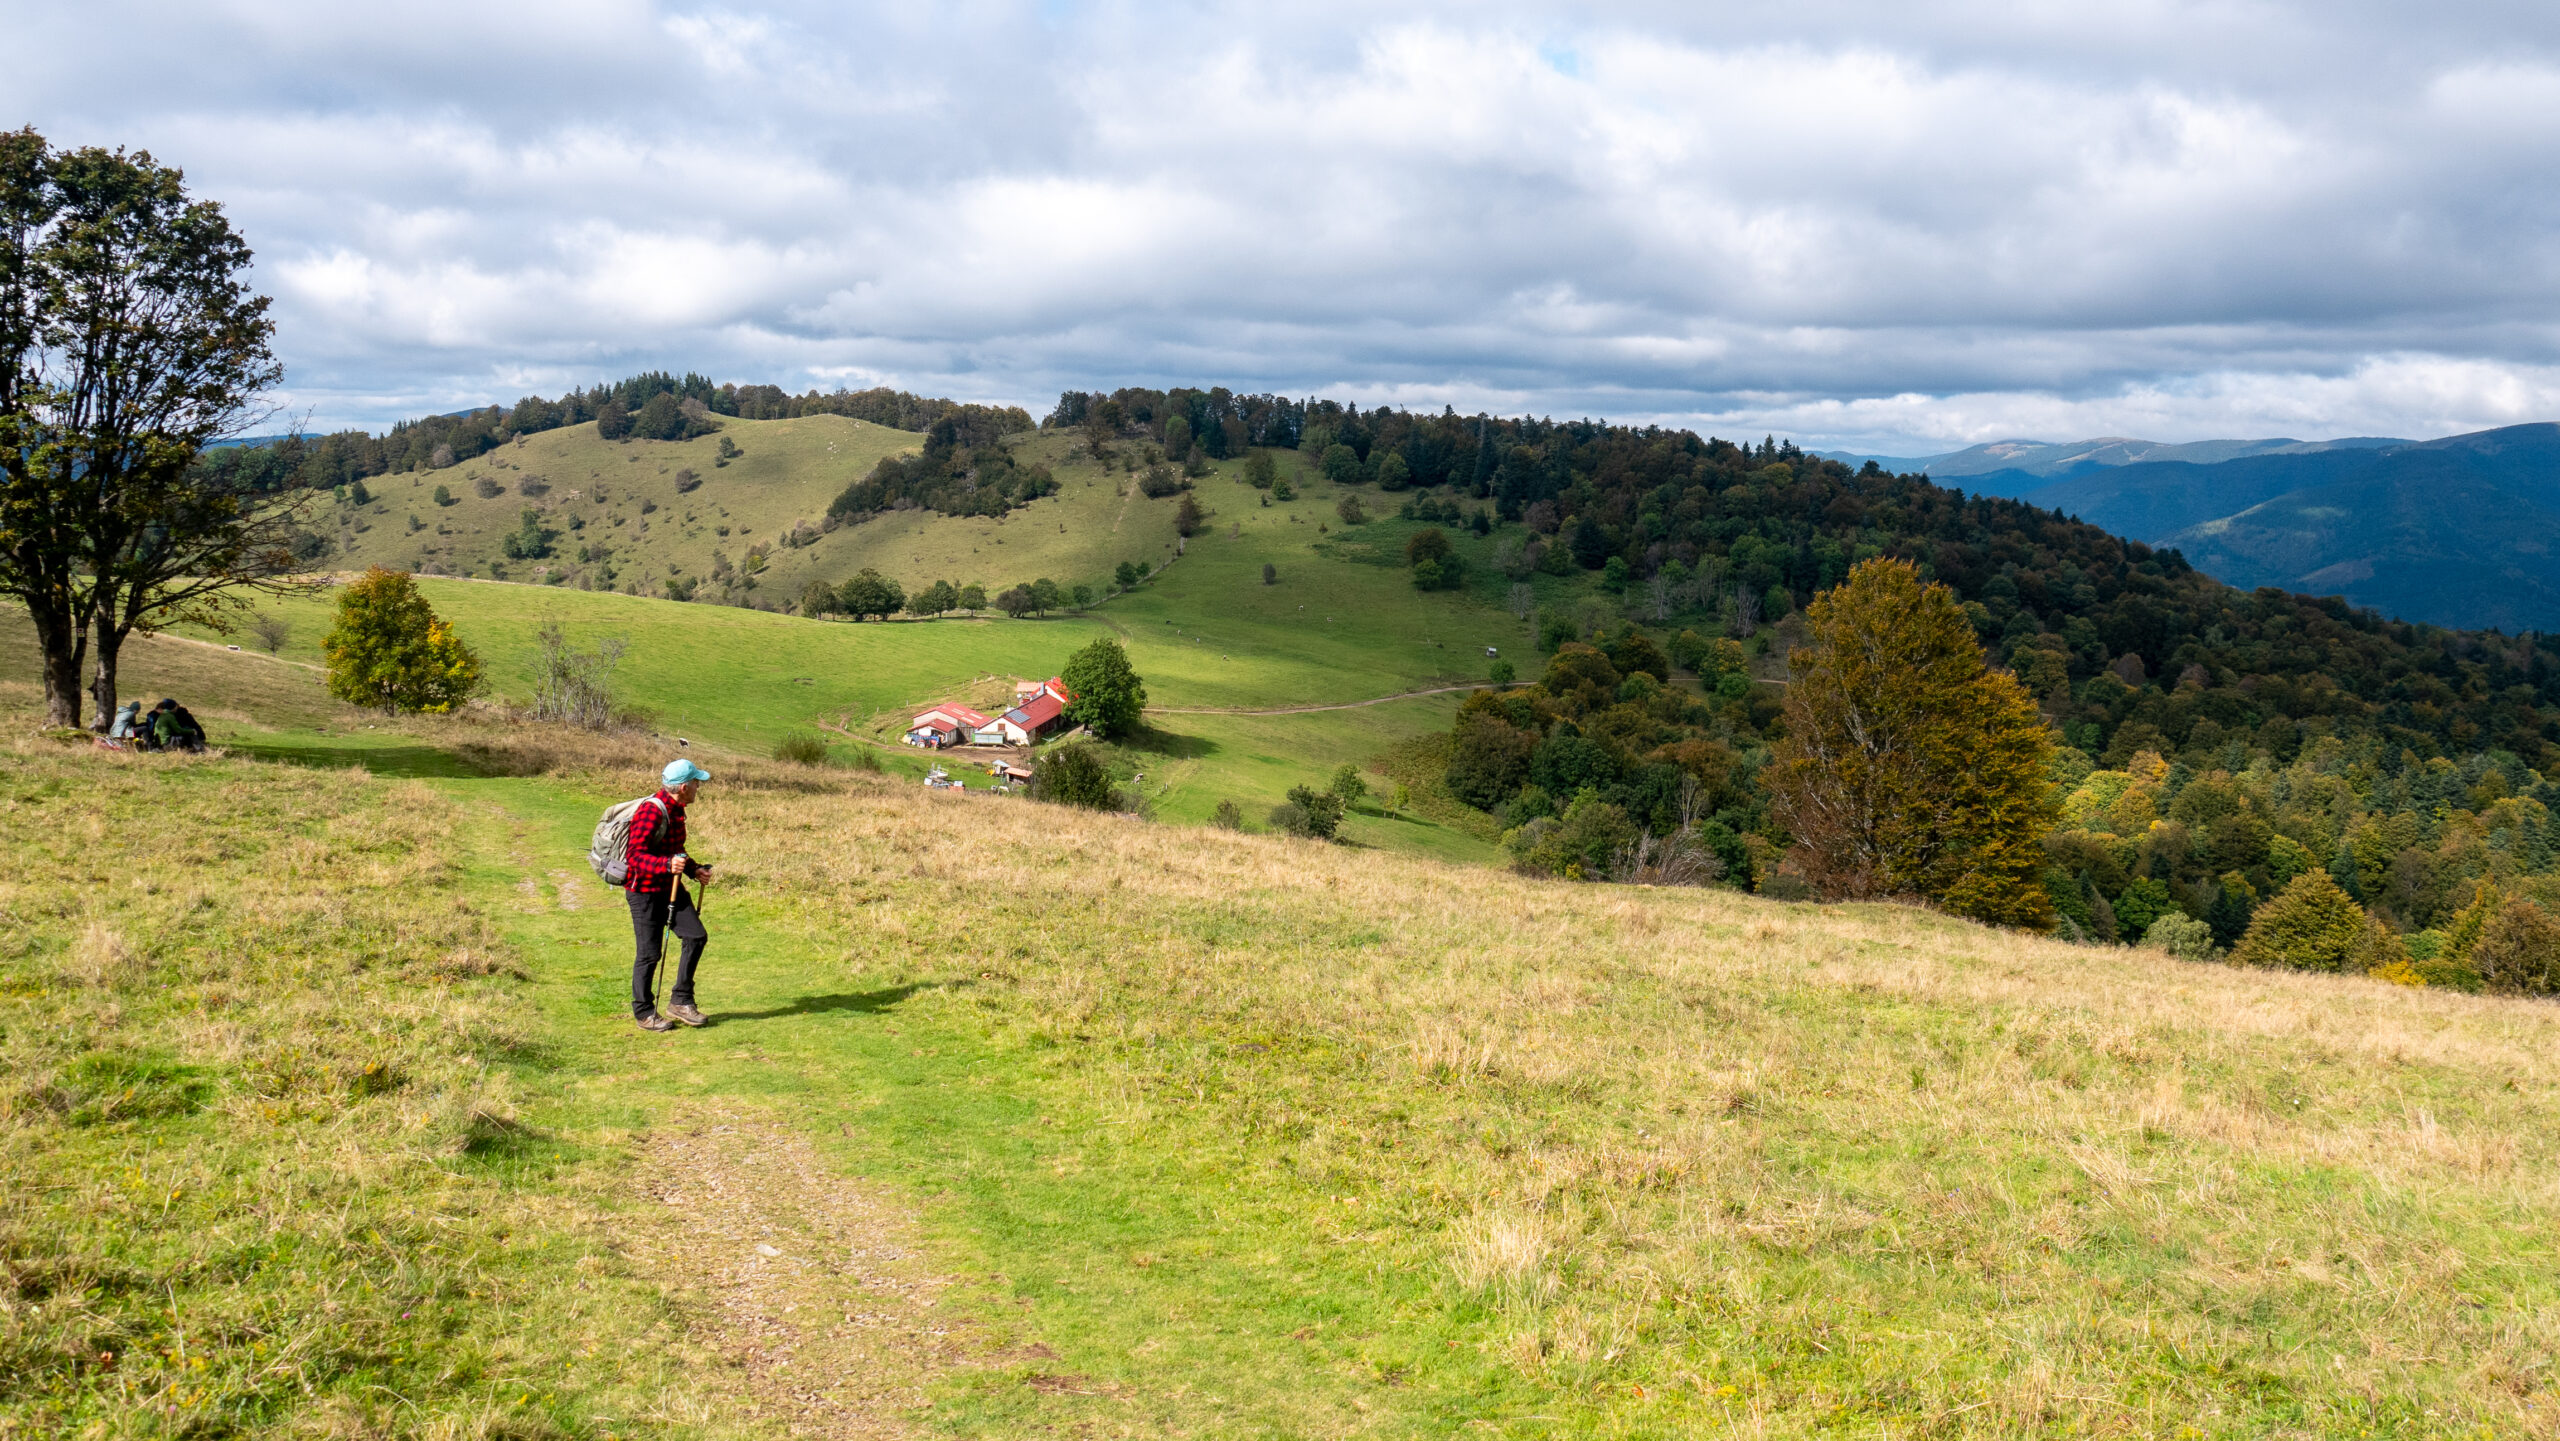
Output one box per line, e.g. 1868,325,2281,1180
1138,466,1188,498
1033,743,1122,810
2230,871,2369,972
1174,493,1204,536
432,484,455,507
1268,801,1310,836
2144,912,2217,962
673,468,700,494
1507,795,1636,880
1283,785,1345,839
2472,897,2560,995
1328,763,1367,808
1244,452,1277,489
1261,563,1276,586
1336,495,1367,525
516,476,549,497
1271,474,1295,502
773,734,829,765
1210,799,1244,831
473,477,503,498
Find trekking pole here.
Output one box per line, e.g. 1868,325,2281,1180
655,853,681,1017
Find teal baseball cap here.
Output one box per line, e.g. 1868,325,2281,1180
663,759,711,786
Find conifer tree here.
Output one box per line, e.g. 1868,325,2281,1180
1767,558,2056,925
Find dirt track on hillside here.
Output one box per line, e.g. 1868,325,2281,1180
621,1108,984,1438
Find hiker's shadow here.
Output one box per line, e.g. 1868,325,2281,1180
710,981,955,1025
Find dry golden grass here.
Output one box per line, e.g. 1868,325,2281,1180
684,769,2560,1436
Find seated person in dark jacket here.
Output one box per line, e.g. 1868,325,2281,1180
147,698,207,753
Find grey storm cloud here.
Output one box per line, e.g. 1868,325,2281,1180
13,0,2560,449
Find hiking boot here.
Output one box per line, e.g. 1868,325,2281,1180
635,1011,677,1032
666,1001,707,1028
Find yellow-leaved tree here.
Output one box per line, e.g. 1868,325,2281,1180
1767,558,2057,926
323,568,482,714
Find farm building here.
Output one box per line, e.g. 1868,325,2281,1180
984,677,1074,746
904,702,994,748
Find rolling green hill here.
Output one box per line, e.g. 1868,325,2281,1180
147,419,1640,865
326,413,1197,608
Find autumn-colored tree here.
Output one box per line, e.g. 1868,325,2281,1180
322,568,481,714
1766,558,2056,926
2471,896,2560,995
2229,870,2372,971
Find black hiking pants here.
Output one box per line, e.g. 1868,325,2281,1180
627,884,706,1016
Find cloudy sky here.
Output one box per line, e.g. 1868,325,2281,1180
15,1,2560,450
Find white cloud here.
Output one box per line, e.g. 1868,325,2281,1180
13,1,2560,446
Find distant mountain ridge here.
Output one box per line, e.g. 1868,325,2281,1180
1830,425,2560,632
1816,434,2407,486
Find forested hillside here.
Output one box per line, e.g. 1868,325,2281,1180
1047,388,2560,975
211,378,2560,777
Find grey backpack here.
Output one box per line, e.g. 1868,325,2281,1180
587,795,665,884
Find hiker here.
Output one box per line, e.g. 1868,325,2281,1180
106,700,144,743
146,698,206,753
625,758,715,1032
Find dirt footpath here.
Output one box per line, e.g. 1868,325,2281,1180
621,1109,978,1438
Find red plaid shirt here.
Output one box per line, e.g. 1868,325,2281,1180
623,790,688,895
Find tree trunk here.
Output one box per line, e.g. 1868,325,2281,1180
87,610,128,732
29,601,86,729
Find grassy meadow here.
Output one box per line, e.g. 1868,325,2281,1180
5,636,2559,1438
235,414,1654,857
155,439,1555,860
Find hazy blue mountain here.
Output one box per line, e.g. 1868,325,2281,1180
2026,424,2560,630
1814,434,2407,497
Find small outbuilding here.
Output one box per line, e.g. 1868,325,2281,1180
905,703,994,748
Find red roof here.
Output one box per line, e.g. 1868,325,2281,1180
913,703,994,729
1007,691,1066,729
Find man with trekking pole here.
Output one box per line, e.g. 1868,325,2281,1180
623,759,715,1031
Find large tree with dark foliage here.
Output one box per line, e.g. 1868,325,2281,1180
0,130,300,728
